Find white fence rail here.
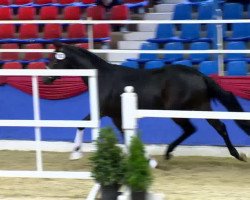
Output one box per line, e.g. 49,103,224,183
0,19,249,24
0,69,99,179
121,86,250,146
0,49,250,54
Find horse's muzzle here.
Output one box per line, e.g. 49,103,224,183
42,76,60,84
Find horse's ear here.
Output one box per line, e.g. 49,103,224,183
53,42,63,51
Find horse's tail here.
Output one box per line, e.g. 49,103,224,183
204,76,250,136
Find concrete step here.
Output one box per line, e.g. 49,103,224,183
154,3,176,12
118,41,145,49
123,31,154,41
107,53,139,62
144,12,173,20
137,23,157,32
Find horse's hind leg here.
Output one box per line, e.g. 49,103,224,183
166,118,196,160
206,118,247,162
70,114,90,160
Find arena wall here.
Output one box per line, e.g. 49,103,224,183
1,85,250,146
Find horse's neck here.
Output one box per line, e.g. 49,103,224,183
76,52,115,86
75,49,113,71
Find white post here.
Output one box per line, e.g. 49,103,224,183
87,18,94,50
121,86,138,147
88,71,100,141
216,9,224,76
32,76,43,172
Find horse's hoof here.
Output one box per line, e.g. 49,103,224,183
149,158,158,168
239,153,247,162
165,153,173,160
69,151,83,160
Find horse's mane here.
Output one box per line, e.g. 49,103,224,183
64,44,183,74
65,45,115,70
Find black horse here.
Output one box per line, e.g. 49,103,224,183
43,42,250,162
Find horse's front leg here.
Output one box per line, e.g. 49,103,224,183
70,114,90,160
112,117,158,168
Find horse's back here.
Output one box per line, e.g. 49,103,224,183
160,65,210,110
100,65,211,116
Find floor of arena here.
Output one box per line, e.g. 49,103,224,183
0,151,250,200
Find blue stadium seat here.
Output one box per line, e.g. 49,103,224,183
197,2,215,20
126,42,158,64
175,24,201,43
222,3,243,19
144,60,165,69
173,59,192,67
121,60,139,69
197,24,217,43
172,3,192,20
162,42,184,63
189,42,210,64
224,41,248,63
198,60,218,75
147,24,178,44
248,4,250,19
224,23,250,42
227,61,248,76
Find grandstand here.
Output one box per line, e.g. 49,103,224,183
0,0,249,76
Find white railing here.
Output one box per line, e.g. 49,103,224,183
0,49,250,54
0,19,249,24
121,86,250,146
0,69,99,179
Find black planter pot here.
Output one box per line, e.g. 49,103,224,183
131,190,146,200
101,184,120,200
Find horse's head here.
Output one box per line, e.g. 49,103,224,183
43,42,76,84
43,41,107,84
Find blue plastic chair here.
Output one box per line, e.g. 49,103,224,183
144,60,165,69
198,24,216,43
227,61,248,76
223,3,243,19
126,42,158,64
198,60,218,75
248,4,250,19
224,41,248,63
173,59,192,67
147,24,178,44
175,24,201,43
224,23,250,42
162,42,184,63
172,3,192,20
189,42,210,64
197,2,215,20
121,60,139,69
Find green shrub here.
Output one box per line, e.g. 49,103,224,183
89,127,125,186
125,135,152,191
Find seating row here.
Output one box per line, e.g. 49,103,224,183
1,59,248,76
147,23,250,45
0,4,129,20
122,60,249,76
0,24,111,44
126,41,250,65
173,2,250,20
0,0,148,8
0,43,88,65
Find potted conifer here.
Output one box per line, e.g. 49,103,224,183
89,127,125,200
124,135,153,200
